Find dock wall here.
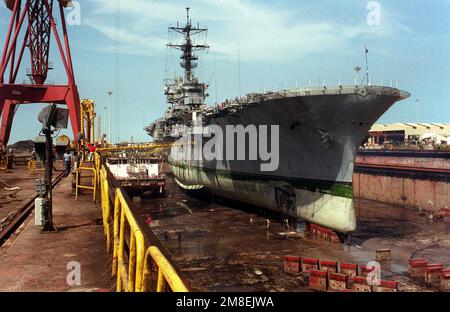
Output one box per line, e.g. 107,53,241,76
353,150,450,211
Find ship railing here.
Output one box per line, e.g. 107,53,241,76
209,76,402,111
257,77,401,92
95,152,189,292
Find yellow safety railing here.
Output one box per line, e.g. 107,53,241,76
94,152,101,188
75,164,97,202
143,246,189,292
100,166,112,254
96,156,188,292
113,188,145,292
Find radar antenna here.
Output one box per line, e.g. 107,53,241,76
167,7,209,81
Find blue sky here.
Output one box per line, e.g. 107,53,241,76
1,0,449,143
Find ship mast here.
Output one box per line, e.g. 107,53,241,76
167,7,209,81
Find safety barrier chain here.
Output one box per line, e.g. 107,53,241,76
95,153,188,292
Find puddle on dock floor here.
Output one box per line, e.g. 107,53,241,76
132,174,450,292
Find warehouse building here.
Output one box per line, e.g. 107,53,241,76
367,123,450,145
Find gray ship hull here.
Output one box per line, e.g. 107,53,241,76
168,85,410,233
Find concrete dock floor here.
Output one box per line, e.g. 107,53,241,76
0,169,114,292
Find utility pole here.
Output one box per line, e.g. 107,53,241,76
42,125,55,232
37,104,69,232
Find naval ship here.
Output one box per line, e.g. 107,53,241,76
145,8,410,233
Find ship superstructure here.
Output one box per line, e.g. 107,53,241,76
145,8,209,141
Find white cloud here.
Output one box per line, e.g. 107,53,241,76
84,0,410,62
83,17,166,55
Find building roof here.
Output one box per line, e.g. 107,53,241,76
369,123,450,136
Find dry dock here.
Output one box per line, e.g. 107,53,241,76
0,155,449,292
133,171,450,292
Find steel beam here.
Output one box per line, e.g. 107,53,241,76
0,0,81,146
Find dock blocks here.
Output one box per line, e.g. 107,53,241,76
309,270,328,290
319,260,338,274
408,259,428,278
409,258,450,290
340,263,358,278
374,280,399,292
284,256,300,273
328,273,348,291
375,249,392,262
359,265,375,278
308,223,341,243
440,270,450,291
284,256,402,292
425,264,444,284
352,276,372,292
301,257,319,274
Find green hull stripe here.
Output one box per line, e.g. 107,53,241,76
169,162,353,199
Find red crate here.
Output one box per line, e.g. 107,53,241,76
351,276,372,292
425,265,443,284
440,270,450,291
376,249,392,262
284,255,300,273
320,260,338,273
309,224,340,243
340,263,358,278
328,231,341,243
408,259,428,278
301,257,319,274
328,273,348,291
375,280,398,292
359,265,375,277
409,258,426,264
309,270,327,291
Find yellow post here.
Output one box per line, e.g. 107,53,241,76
100,167,111,253
156,268,166,292
116,206,126,292
134,231,145,292
112,189,121,277
142,249,153,292
127,231,136,292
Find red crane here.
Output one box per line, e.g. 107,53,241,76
0,0,80,146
